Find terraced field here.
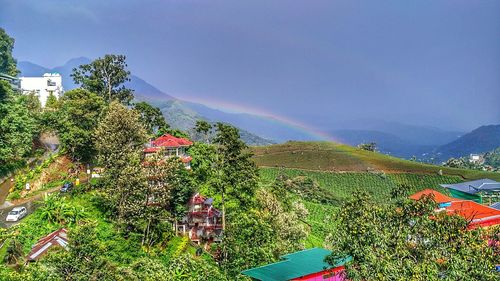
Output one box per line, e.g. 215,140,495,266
253,141,500,181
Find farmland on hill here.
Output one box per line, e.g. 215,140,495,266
252,141,500,181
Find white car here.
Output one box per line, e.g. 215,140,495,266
6,207,27,222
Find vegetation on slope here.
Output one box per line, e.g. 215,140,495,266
252,141,500,181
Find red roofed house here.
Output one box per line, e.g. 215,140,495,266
176,193,223,243
144,134,193,168
410,189,500,228
27,228,69,261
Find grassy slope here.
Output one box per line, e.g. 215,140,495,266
252,141,500,181
256,141,500,247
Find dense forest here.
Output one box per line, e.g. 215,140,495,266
0,28,498,280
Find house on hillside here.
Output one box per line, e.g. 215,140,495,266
410,189,500,228
241,248,352,281
27,228,69,261
176,193,223,243
440,179,500,204
19,73,63,107
144,134,193,168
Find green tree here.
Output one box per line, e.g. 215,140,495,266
0,81,37,164
358,142,376,152
57,89,105,162
134,101,169,135
194,120,212,144
71,54,134,105
95,101,148,225
0,28,19,76
325,191,499,280
212,123,258,229
45,92,58,109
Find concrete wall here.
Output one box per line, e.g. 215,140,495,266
19,73,63,107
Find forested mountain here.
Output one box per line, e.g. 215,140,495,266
433,125,500,161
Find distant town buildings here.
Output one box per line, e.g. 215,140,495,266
19,73,63,107
469,154,485,164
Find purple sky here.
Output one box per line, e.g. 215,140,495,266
1,0,499,131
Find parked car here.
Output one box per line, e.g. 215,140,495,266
60,182,73,193
6,207,27,222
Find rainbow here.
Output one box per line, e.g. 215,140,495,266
174,94,338,142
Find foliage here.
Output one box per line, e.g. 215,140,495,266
358,142,377,152
71,54,134,105
134,101,169,136
0,81,37,164
260,167,458,204
325,191,499,280
484,147,500,168
0,27,19,76
194,120,212,144
37,194,88,226
252,141,500,181
56,88,106,162
45,92,58,109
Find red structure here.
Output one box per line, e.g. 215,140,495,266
177,193,223,243
27,228,69,261
410,189,500,228
144,134,193,168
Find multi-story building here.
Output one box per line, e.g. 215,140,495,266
144,134,193,168
19,73,63,107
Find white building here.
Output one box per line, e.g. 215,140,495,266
19,73,64,107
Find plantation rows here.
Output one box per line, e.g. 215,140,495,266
259,167,463,204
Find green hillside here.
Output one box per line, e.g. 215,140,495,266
252,141,500,181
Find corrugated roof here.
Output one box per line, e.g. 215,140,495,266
410,190,500,228
440,179,500,195
241,248,351,281
490,202,500,210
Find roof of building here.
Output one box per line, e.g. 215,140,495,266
241,248,352,281
440,179,500,195
490,202,500,210
410,190,500,228
150,134,193,148
27,228,69,261
409,189,457,203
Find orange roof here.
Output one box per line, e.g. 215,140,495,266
409,189,457,203
446,200,500,223
410,189,500,228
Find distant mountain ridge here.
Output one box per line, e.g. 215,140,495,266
433,125,500,161
17,59,291,145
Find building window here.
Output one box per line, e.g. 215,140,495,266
47,79,56,86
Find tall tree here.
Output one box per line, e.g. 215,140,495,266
57,89,105,162
95,101,148,224
194,120,212,144
71,54,134,105
325,191,499,280
134,101,169,135
212,123,258,229
0,28,19,76
0,81,37,164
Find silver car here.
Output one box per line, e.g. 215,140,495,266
6,207,27,222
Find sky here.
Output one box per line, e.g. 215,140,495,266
1,0,499,132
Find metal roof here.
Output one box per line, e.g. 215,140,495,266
440,179,500,195
241,248,351,281
490,202,500,210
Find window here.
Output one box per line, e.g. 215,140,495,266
47,79,56,86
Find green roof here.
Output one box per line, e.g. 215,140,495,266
241,248,352,281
